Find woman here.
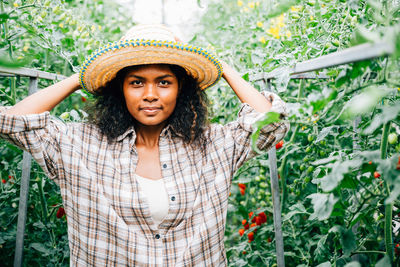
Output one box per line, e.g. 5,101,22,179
0,25,288,266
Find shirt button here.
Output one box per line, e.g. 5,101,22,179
162,164,167,169
155,234,160,239
171,196,176,201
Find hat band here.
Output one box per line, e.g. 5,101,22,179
80,39,223,92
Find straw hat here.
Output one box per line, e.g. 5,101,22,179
79,24,223,93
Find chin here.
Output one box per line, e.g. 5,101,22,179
136,118,168,127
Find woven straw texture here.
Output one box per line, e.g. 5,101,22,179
80,25,222,93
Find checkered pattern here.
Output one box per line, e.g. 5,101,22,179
0,91,288,266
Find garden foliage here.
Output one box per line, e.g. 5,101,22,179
1,0,400,266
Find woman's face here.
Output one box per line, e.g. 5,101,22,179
122,64,179,128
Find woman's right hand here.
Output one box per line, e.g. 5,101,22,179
4,73,82,115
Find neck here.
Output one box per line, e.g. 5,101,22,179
134,122,167,148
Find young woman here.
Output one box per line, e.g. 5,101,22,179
0,25,288,266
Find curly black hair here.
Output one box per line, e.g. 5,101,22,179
84,64,209,149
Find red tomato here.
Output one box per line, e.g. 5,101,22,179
275,140,284,150
258,212,267,224
238,228,245,236
247,232,254,242
56,207,66,218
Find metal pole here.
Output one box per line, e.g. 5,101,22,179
13,77,37,267
265,79,285,267
351,116,361,262
161,0,166,24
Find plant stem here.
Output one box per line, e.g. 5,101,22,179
352,250,386,255
279,79,303,211
380,120,393,263
37,176,48,225
10,76,16,105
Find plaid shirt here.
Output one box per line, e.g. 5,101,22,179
0,91,288,266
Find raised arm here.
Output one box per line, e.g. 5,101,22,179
221,61,272,113
4,73,81,115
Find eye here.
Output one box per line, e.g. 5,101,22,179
129,80,142,86
159,80,171,86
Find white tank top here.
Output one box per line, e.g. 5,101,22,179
135,174,169,227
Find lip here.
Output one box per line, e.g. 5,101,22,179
140,107,161,115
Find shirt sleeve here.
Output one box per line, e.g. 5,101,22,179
209,91,289,174
0,106,66,183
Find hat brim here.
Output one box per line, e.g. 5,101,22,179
79,39,223,93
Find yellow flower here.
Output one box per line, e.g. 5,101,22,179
91,25,96,32
243,7,249,12
310,15,314,21
98,25,102,30
59,23,64,28
291,6,301,12
301,126,306,131
286,31,292,38
13,3,19,7
256,1,260,7
321,4,326,7
17,56,24,60
23,46,29,52
398,87,400,91
237,0,243,7
276,14,285,28
259,36,266,44
256,21,263,28
267,27,280,39
248,2,255,8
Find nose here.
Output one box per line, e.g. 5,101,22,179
143,83,158,102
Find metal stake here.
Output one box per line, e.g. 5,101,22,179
265,79,285,266
14,77,37,267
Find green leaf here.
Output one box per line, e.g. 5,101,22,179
31,243,51,255
363,103,400,134
328,226,357,257
242,73,249,81
318,159,362,192
375,255,391,267
316,262,331,267
0,55,27,68
341,85,391,119
340,175,358,189
344,262,361,267
283,203,307,220
266,0,301,18
341,228,357,257
314,234,329,260
308,193,338,221
315,126,336,143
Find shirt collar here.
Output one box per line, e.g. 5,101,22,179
115,123,182,142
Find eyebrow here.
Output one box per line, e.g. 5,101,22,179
126,74,175,80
